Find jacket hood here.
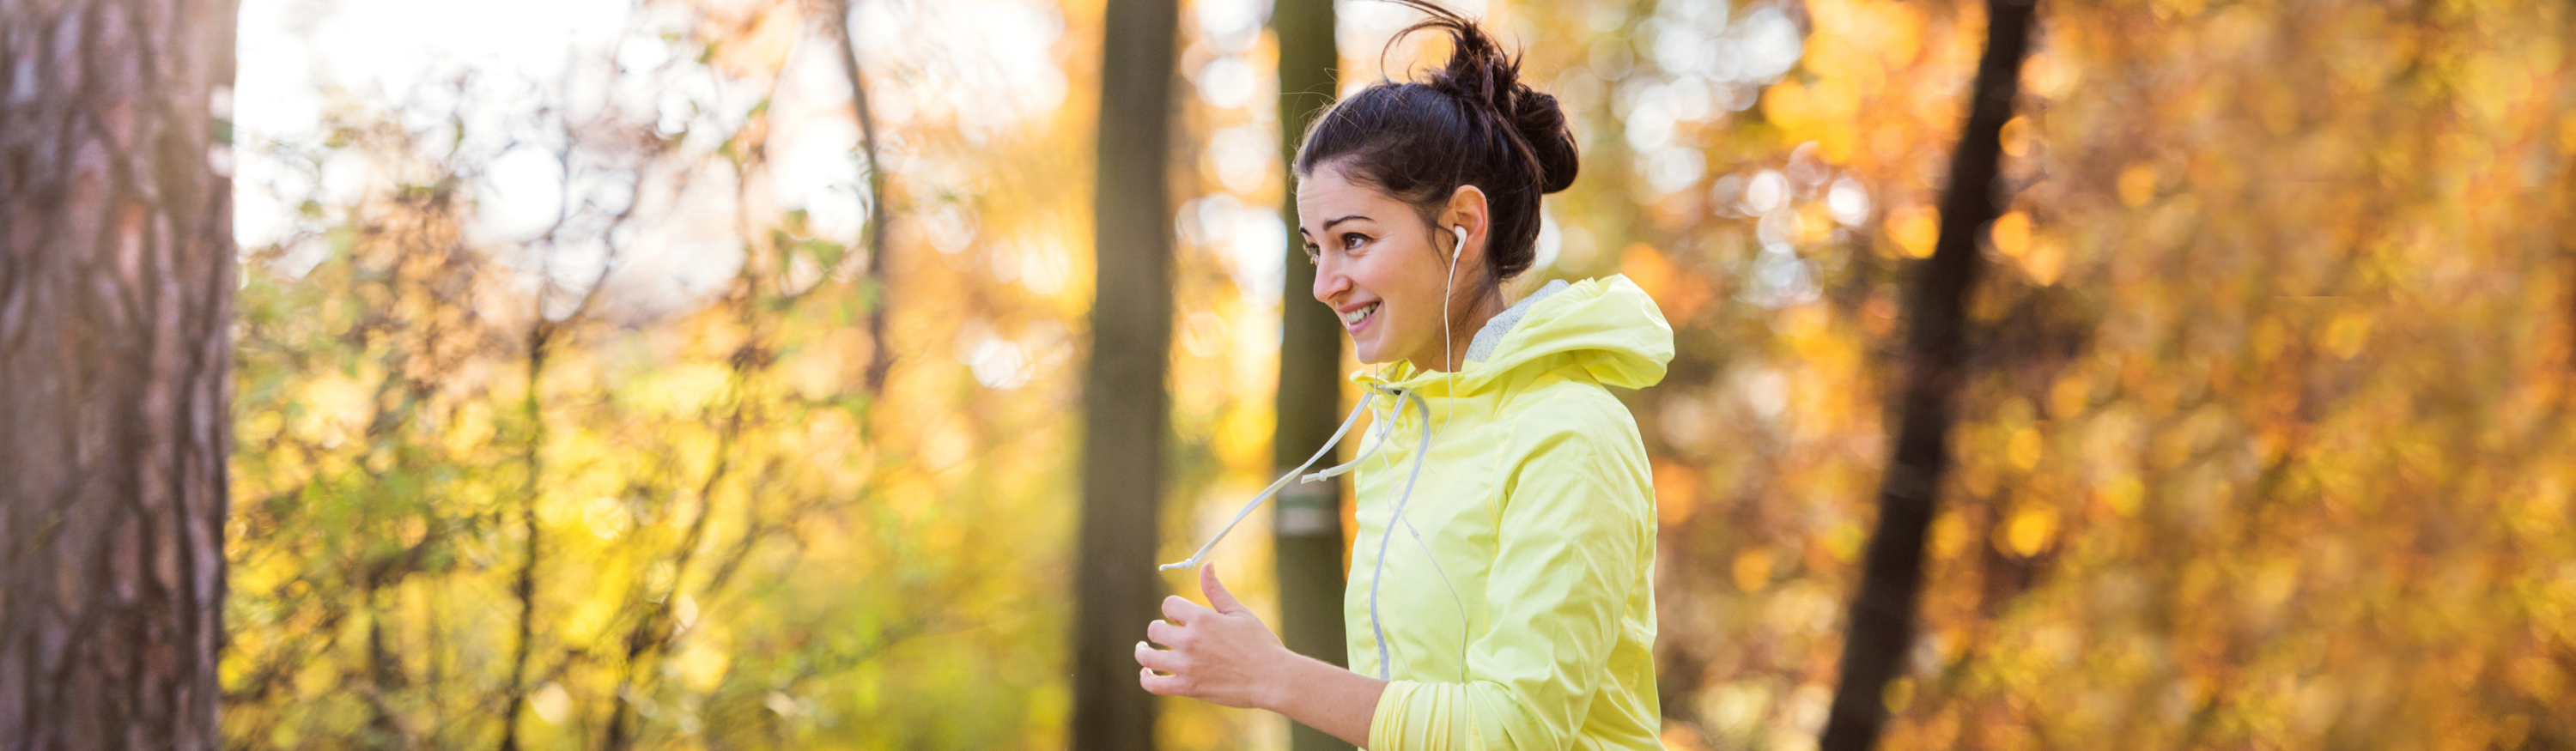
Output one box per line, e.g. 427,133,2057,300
1359,274,1674,395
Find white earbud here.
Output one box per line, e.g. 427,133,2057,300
1449,225,1467,263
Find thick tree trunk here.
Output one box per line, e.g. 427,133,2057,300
1816,1,2034,749
1072,0,1178,748
0,1,240,749
1267,2,1350,750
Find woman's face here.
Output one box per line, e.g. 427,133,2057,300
1297,163,1461,368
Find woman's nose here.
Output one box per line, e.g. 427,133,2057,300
1312,256,1351,304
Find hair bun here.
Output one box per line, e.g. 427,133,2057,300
1399,1,1580,196
1506,87,1579,194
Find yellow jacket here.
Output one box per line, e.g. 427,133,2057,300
1344,275,1671,751
1157,275,1669,748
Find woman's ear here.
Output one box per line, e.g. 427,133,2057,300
1443,185,1492,268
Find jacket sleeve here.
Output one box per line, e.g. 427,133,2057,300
1367,420,1649,751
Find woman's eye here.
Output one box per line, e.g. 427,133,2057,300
1340,233,1369,251
1301,245,1320,264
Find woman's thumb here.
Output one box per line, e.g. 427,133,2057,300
1200,565,1246,614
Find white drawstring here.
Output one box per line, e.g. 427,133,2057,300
1159,397,1376,572
1154,380,1469,681
1301,407,1397,483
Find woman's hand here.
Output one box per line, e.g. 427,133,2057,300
1135,566,1291,711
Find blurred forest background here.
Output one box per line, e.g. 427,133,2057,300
208,0,2576,748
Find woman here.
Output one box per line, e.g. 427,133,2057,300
1137,2,1672,748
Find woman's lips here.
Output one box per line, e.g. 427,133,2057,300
1340,301,1380,335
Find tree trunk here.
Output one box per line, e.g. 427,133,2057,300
820,0,897,397
1267,2,1350,750
1816,1,2035,749
1072,0,1178,748
0,1,240,748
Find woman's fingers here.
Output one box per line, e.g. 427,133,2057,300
1200,566,1248,615
1134,640,1182,673
1139,584,1284,707
1145,619,1182,647
1161,594,1213,625
1139,667,1187,695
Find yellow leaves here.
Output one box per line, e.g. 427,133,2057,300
582,495,629,541
887,474,938,525
2505,473,2567,541
2499,714,2536,751
1762,77,1868,163
1881,676,1914,714
1825,519,1867,563
1655,459,1701,526
784,329,860,401
1889,206,1939,258
2002,504,2057,558
2452,51,2523,129
2506,656,2567,706
1732,548,1774,592
531,682,574,724
676,639,732,693
239,409,286,445
1658,725,1712,751
1930,511,1973,560
2021,51,2077,101
1988,211,2031,257
2151,0,2209,21
2324,312,2372,360
1696,680,1775,742
1619,243,1711,321
291,373,373,448
1820,0,1924,71
1999,116,2036,158
2006,427,2043,471
445,401,495,456
1797,203,1839,245
1982,210,2065,285
1210,404,1267,469
628,362,738,419
2101,476,2144,518
2249,557,2300,612
1760,78,1813,136
2048,372,2092,417
1620,242,1672,299
2117,163,2160,207
673,594,701,634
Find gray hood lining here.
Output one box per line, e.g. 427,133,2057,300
1463,279,1570,364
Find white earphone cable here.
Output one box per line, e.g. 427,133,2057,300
1358,225,1473,681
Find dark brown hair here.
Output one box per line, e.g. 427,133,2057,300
1294,0,1578,283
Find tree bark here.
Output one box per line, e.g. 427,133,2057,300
1072,0,1178,748
495,326,549,751
1267,2,1350,750
1816,1,2035,749
0,1,240,749
820,0,897,397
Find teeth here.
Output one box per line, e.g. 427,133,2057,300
1340,303,1378,325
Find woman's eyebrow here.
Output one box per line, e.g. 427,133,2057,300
1297,215,1371,238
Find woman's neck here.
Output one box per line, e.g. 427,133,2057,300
1408,284,1510,374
